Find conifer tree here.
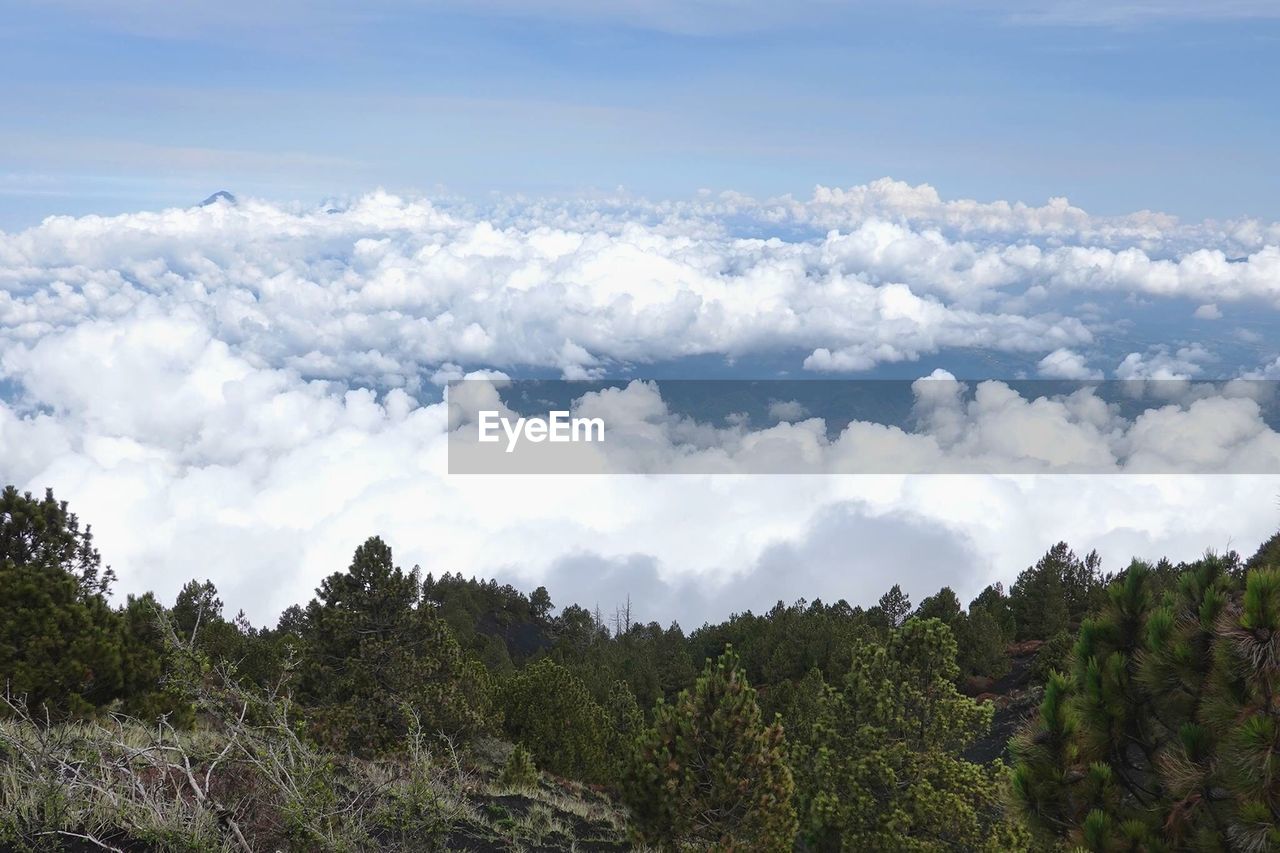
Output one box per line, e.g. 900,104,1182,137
1206,567,1280,849
296,536,489,754
916,587,963,626
117,592,194,724
1247,529,1280,571
957,584,1015,678
878,583,913,629
603,679,645,777
1010,542,1108,641
1010,554,1280,850
0,487,124,717
787,618,1028,850
624,648,797,851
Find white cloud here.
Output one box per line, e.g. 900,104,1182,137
6,358,1279,626
768,399,808,422
1037,347,1103,380
1244,357,1280,380
1115,344,1213,381
3,184,1279,385
2,184,1280,627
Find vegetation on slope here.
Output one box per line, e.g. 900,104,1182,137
3,484,1280,851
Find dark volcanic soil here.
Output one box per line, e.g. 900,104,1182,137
962,642,1045,765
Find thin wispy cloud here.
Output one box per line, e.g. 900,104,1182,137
22,0,1280,37
4,0,1277,228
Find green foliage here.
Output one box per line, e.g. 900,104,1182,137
1010,542,1109,641
788,618,1028,851
916,586,963,625
603,678,645,776
556,616,697,713
1246,529,1280,571
499,744,539,790
1012,554,1280,850
690,597,872,701
500,658,609,781
0,645,472,853
0,486,125,718
17,486,1280,850
373,720,465,849
878,583,913,628
624,648,797,851
956,583,1015,678
919,585,1015,679
1028,629,1073,685
117,592,194,724
296,537,491,755
423,571,557,671
530,585,553,620
0,485,113,596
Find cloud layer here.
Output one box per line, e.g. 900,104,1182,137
3,180,1279,387
2,181,1279,626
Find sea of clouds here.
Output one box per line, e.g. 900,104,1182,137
2,179,1279,626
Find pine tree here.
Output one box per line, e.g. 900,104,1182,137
0,487,124,717
787,618,1028,851
624,648,797,851
530,585,554,620
603,679,645,777
916,587,963,626
172,579,224,641
957,584,1014,678
1010,554,1280,850
1010,542,1109,641
296,536,489,754
879,584,913,629
1012,561,1175,849
117,592,194,724
1247,529,1280,571
1208,567,1280,850
0,486,113,597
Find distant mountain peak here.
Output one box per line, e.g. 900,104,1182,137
199,190,237,207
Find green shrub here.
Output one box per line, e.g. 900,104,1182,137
1029,629,1073,685
500,658,610,782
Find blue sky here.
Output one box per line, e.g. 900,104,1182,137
3,0,1279,229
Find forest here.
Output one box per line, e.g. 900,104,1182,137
4,483,1280,852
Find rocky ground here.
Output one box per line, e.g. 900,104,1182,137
961,640,1046,765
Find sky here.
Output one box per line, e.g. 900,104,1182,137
3,0,1280,229
2,1,1280,629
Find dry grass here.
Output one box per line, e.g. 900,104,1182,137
0,613,642,852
